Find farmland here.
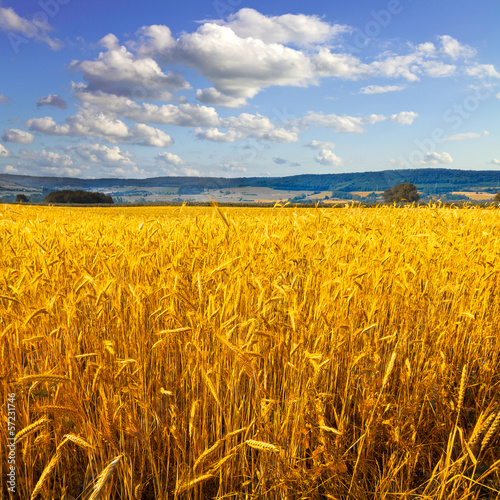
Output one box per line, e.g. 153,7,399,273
1,204,500,499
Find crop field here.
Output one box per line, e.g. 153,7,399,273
2,204,500,500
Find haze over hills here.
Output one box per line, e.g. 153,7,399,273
1,168,500,204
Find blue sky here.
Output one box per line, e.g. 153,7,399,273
0,0,498,179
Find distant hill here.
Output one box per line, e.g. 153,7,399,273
1,168,500,203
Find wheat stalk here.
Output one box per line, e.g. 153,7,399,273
246,439,280,453
88,454,124,500
16,417,49,441
176,474,215,495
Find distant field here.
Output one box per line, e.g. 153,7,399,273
2,205,500,499
452,191,495,200
350,191,384,197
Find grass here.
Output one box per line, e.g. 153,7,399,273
1,203,500,499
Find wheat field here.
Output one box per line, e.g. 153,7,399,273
1,203,500,499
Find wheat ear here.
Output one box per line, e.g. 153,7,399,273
88,454,124,500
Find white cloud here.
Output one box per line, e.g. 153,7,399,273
306,140,336,150
132,25,176,58
20,149,74,168
180,167,201,176
26,106,174,147
0,93,9,104
490,159,500,165
139,22,315,101
301,113,368,133
66,12,494,112
133,123,174,147
213,8,350,45
2,129,34,143
416,42,436,54
74,90,221,127
72,144,135,165
465,63,500,79
4,165,17,173
195,128,245,142
70,34,190,100
257,129,299,143
359,85,406,94
196,87,248,108
444,131,488,141
300,111,416,133
37,94,67,109
157,152,184,166
0,144,10,157
315,149,343,167
420,152,454,165
421,61,456,78
390,111,418,125
313,49,370,79
25,116,71,136
0,6,62,50
204,113,299,143
439,35,476,60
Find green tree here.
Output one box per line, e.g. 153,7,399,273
16,194,29,203
44,190,114,204
383,183,420,203
494,191,500,203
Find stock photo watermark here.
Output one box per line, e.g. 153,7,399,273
212,0,243,19
341,0,414,53
5,392,17,495
7,0,71,54
396,78,499,168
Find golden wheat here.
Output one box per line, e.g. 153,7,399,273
1,204,500,499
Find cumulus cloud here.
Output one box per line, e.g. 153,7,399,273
0,93,9,104
20,149,73,168
72,144,135,165
273,157,287,165
70,34,190,100
313,49,370,79
490,159,500,165
300,111,416,133
444,131,488,141
420,152,454,165
212,8,350,45
196,87,248,108
157,151,184,165
194,113,298,143
359,84,406,94
26,107,174,148
0,144,10,157
306,140,336,150
66,13,492,112
3,165,17,173
421,61,456,78
26,106,174,147
0,5,62,50
37,94,67,109
390,111,418,125
133,21,315,101
74,89,220,127
439,35,476,60
465,63,500,79
195,128,245,142
315,149,343,167
2,128,34,143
